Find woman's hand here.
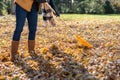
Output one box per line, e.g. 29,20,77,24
41,2,56,14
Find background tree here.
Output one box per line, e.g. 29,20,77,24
11,0,15,14
111,0,120,13
0,0,7,15
0,0,120,15
104,0,114,14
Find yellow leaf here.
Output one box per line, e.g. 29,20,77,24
21,53,30,58
41,47,49,54
98,74,103,78
0,76,6,80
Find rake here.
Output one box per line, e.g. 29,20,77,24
42,3,93,49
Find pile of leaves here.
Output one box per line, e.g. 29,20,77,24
0,15,120,80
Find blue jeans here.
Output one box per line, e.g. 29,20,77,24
12,2,38,41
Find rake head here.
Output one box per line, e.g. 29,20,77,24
75,35,93,49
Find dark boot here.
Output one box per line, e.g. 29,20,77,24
11,41,19,62
28,40,35,53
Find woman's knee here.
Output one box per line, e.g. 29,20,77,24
29,28,37,34
14,29,23,34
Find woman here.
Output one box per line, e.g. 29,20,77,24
11,0,47,61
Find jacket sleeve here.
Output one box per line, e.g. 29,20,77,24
49,0,60,17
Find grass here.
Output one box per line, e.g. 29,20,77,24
60,14,120,20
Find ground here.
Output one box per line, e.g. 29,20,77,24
0,14,120,80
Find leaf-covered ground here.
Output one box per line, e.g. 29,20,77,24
0,14,120,80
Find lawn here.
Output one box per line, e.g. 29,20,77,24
0,14,120,80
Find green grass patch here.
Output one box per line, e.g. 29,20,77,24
60,14,120,21
38,14,120,22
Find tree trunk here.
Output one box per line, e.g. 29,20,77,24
11,0,15,14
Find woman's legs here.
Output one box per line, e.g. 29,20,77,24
27,2,38,53
13,4,27,41
11,4,27,61
27,2,38,40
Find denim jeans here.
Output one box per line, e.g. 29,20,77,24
12,2,38,41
